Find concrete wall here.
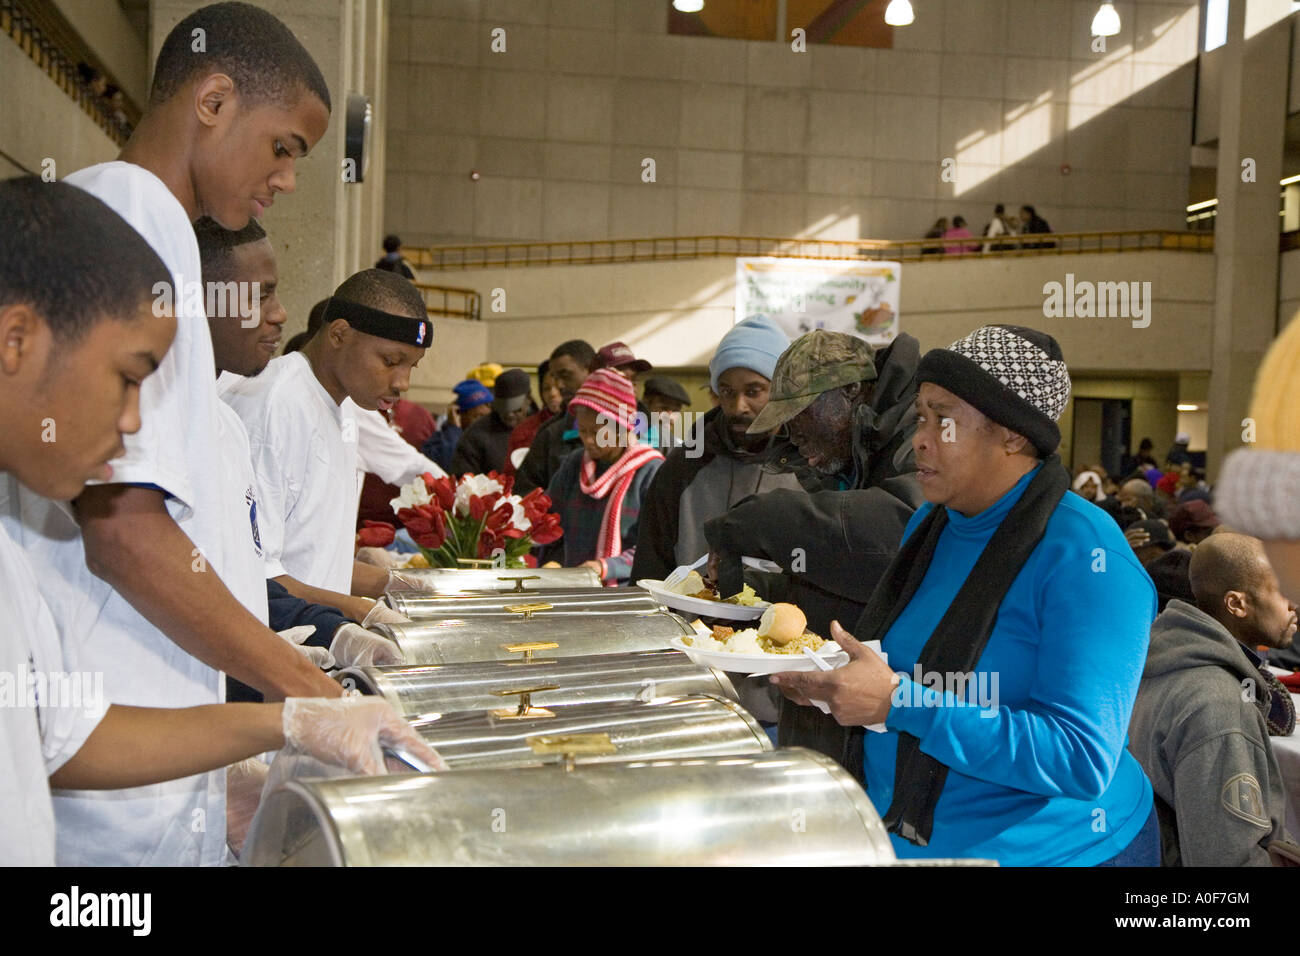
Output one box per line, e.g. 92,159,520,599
51,0,150,105
385,0,1200,248
0,34,119,177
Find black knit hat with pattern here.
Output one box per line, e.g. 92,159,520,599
916,325,1071,457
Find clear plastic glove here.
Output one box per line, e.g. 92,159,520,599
281,696,446,775
386,569,429,592
276,625,335,670
361,599,409,628
355,546,400,569
329,623,405,667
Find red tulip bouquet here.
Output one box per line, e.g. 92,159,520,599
359,471,562,568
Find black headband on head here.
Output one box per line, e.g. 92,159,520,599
321,296,431,348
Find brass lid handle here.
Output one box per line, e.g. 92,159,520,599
489,683,561,719
528,732,618,770
500,574,541,593
504,602,553,621
457,557,497,567
501,640,559,663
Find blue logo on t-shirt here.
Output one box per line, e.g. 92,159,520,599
245,486,264,558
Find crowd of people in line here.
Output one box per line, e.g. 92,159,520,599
5,2,1300,870
923,203,1055,255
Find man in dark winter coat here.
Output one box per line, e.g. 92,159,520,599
703,329,923,772
513,339,595,495
632,316,815,584
450,368,532,476
1128,532,1298,866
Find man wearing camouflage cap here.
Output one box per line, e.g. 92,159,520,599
703,328,924,771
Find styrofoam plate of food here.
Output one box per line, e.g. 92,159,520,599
637,572,770,621
668,634,848,675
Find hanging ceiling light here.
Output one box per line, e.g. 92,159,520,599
672,0,704,13
1091,2,1121,37
884,0,915,26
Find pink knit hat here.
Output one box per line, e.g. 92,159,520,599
569,367,638,431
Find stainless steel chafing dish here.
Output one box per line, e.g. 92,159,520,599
386,568,601,594
337,648,736,715
368,604,694,665
399,694,771,770
242,747,898,866
387,587,663,619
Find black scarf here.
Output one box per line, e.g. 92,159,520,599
855,454,1070,845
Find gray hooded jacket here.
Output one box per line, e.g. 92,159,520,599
1128,599,1293,866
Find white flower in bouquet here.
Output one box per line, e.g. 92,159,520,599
501,494,531,533
452,473,505,517
389,475,432,513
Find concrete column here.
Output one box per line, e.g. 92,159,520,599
149,0,387,334
1206,0,1289,478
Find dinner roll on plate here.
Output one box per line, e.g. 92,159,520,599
757,602,806,645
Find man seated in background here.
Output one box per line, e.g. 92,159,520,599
451,368,532,476
1169,498,1220,547
422,378,492,474
1125,517,1177,567
1128,532,1297,866
222,269,430,615
514,339,596,494
1118,476,1162,518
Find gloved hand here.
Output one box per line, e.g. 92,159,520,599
276,625,335,670
281,696,446,775
361,599,409,628
355,546,400,569
329,623,405,667
386,569,430,592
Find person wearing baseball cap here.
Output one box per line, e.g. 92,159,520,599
770,325,1159,867
450,368,535,476
1169,499,1220,546
594,340,653,380
545,368,664,585
419,379,493,474
699,328,924,758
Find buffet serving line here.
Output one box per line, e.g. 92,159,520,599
243,566,993,867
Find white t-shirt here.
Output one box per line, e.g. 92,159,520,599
355,407,446,487
0,161,267,866
0,513,107,866
222,353,360,594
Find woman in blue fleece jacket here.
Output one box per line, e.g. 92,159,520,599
773,326,1157,866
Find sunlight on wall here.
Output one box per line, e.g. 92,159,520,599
953,6,1199,198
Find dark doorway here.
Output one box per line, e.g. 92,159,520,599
1071,398,1130,477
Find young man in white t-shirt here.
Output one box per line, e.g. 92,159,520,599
1,4,346,866
195,217,404,668
0,179,442,864
223,270,432,609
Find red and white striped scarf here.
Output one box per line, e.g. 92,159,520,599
579,441,664,561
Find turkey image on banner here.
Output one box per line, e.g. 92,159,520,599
734,257,901,347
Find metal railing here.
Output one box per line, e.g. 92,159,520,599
405,229,1213,271
1,0,142,148
415,282,481,321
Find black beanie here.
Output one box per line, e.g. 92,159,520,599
916,325,1070,457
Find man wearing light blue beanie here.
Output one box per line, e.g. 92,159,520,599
708,315,791,393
